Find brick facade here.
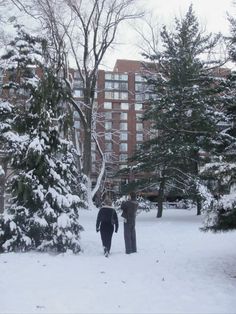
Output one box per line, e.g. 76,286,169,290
73,59,151,194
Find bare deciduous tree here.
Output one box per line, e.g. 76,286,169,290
10,0,143,206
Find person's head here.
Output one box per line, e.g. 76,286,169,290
130,191,136,201
104,197,112,206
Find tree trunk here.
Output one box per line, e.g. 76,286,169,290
83,127,92,178
71,127,82,174
192,150,201,216
0,179,4,213
0,162,6,213
196,197,201,216
157,177,165,218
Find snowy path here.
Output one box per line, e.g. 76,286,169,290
0,208,236,314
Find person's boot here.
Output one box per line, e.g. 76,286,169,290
104,247,109,257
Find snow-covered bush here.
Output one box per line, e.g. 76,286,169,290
113,195,152,212
201,192,236,232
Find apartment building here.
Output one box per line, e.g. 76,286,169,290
72,59,232,197
72,59,153,195
1,59,230,199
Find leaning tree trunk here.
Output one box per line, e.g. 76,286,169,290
83,128,92,178
157,177,165,218
82,101,97,208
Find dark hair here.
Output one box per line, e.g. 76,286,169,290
130,191,136,200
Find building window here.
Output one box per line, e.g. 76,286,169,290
105,121,112,130
74,71,81,79
105,91,128,100
135,74,145,82
92,164,96,172
120,143,128,152
105,81,113,89
105,132,112,141
120,74,128,81
92,153,96,162
135,83,144,92
136,113,143,120
136,133,143,141
74,89,83,97
91,142,96,151
135,103,143,111
105,81,128,90
105,152,113,162
113,92,120,99
120,82,128,90
119,153,128,161
104,102,112,109
105,73,128,81
105,73,113,80
73,80,83,89
120,92,128,100
105,91,113,99
135,93,144,102
105,142,113,151
121,103,129,110
120,132,128,141
105,112,112,119
120,122,128,131
145,92,156,100
120,112,127,120
136,123,143,131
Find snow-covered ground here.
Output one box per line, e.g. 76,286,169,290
0,208,236,314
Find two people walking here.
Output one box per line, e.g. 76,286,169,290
96,192,138,256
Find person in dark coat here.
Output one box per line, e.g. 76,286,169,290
96,197,119,257
121,192,138,254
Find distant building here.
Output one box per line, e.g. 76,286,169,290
0,59,231,200
72,59,156,195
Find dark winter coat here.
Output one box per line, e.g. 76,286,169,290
121,200,138,226
96,206,119,232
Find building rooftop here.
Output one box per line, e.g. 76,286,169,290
113,59,144,72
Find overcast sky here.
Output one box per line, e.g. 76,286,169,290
102,0,235,70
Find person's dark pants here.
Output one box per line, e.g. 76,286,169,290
124,223,137,254
100,222,114,253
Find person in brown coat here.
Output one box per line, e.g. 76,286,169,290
96,198,119,257
121,192,138,254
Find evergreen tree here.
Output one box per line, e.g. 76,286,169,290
0,100,14,212
0,26,86,253
199,12,236,232
131,5,227,217
200,71,236,231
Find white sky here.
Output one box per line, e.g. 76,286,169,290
2,0,234,70
102,0,235,70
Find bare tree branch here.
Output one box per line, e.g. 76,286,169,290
10,0,143,205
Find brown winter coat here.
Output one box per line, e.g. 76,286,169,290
121,200,138,225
